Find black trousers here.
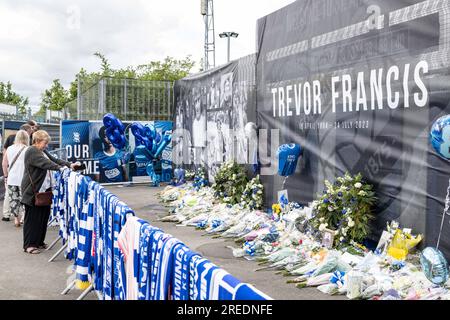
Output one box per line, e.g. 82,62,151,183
23,204,51,250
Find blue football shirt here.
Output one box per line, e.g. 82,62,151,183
95,149,125,183
134,145,152,176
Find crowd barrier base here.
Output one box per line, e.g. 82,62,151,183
61,280,102,300
61,279,76,295
47,235,62,251
76,285,94,300
48,242,67,262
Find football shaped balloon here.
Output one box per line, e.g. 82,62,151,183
430,114,450,160
420,247,449,285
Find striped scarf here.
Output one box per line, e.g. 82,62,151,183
171,244,193,300
75,179,96,285
137,223,161,300
150,231,170,300
155,237,182,300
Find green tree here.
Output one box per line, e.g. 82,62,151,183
40,79,70,112
57,53,197,120
0,81,29,115
134,56,195,81
68,53,196,100
94,52,112,76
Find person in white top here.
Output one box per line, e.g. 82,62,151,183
5,130,29,227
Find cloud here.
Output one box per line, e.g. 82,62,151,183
0,0,295,107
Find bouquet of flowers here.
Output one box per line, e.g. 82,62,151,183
240,175,264,210
185,169,195,181
193,167,209,190
310,172,376,248
212,161,249,205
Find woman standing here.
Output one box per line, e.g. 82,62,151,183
21,130,78,254
5,130,29,227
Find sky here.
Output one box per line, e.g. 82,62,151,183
0,0,296,111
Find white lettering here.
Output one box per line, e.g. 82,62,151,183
286,85,293,116
414,60,428,107
342,74,352,112
271,88,277,117
303,82,311,115
403,63,410,108
294,83,302,115
356,72,367,111
278,87,285,117
313,80,321,114
387,65,400,109
331,76,340,113
370,68,383,110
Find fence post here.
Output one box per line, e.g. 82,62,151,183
77,75,82,120
123,79,128,119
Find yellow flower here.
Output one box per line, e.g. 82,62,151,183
272,203,282,214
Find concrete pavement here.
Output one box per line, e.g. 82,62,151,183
0,184,345,300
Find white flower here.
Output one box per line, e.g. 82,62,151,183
319,217,324,222
319,223,327,231
340,236,344,241
391,221,399,230
348,220,355,228
328,206,334,212
358,190,366,196
257,190,262,194
354,182,362,188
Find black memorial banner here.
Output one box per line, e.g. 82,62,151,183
256,0,450,255
173,54,257,181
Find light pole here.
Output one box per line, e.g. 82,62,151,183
219,31,239,62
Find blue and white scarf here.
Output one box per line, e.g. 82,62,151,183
171,244,194,300
233,283,272,300
75,179,96,284
201,262,219,300
113,201,135,300
154,237,182,300
137,223,161,300
190,256,218,300
102,191,118,300
150,231,169,300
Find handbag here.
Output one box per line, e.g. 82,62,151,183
27,168,53,207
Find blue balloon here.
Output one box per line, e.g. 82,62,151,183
146,162,160,186
142,137,153,151
116,118,125,134
103,113,116,127
155,132,162,144
174,168,185,182
146,124,156,140
154,133,172,158
430,114,450,160
277,143,302,177
103,113,126,149
131,122,144,143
